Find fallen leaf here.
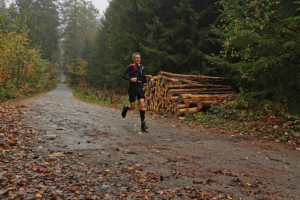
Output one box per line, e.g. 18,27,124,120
52,152,64,157
227,195,233,199
38,185,47,189
0,189,8,196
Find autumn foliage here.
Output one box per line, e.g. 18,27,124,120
67,57,88,86
0,19,57,102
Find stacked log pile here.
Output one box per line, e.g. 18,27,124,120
144,71,237,116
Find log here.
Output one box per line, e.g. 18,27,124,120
178,94,237,102
158,71,225,81
177,108,186,116
185,107,199,117
168,88,233,93
201,101,216,108
184,99,222,109
184,99,199,108
165,84,233,90
143,71,237,115
170,96,178,101
197,102,203,111
151,76,159,81
160,76,191,85
168,90,236,98
177,104,187,109
179,93,237,99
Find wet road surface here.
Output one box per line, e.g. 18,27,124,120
20,83,300,199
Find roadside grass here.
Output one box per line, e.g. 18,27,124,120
185,97,300,143
70,86,129,108
0,83,58,103
70,85,300,144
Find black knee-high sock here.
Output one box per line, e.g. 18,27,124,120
140,110,145,122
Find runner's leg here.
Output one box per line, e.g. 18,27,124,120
122,88,136,118
139,98,145,122
129,102,135,110
138,98,148,131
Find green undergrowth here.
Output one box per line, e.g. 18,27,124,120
70,85,300,144
0,86,57,104
70,86,129,108
186,97,300,143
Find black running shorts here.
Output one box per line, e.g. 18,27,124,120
129,87,145,102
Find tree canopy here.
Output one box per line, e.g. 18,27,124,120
87,0,219,89
15,0,60,60
0,0,59,102
208,0,300,105
1,0,299,108
86,0,299,108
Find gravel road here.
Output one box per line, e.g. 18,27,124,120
20,83,300,199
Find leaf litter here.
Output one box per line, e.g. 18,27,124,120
1,100,299,200
0,103,223,199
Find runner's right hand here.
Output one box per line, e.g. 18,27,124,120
130,77,137,82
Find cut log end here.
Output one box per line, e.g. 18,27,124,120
145,71,237,116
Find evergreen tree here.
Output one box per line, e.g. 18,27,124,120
0,0,6,11
87,0,219,89
87,0,145,89
105,0,144,89
208,0,300,106
60,0,99,67
87,19,109,88
139,0,218,74
15,0,60,61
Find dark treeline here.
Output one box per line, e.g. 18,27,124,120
1,0,299,109
88,0,220,89
87,0,300,109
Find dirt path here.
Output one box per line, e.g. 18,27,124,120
19,83,300,199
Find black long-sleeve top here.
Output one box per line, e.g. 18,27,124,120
122,64,146,88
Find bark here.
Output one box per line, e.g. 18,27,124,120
144,71,237,116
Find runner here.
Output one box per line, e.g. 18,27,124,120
121,52,152,131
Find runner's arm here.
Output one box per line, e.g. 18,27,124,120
122,66,130,81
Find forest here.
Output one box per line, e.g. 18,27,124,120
0,0,299,111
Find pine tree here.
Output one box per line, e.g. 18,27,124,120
87,0,220,89
208,0,300,106
15,0,60,60
87,0,145,89
87,19,109,88
139,0,219,74
60,0,99,68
